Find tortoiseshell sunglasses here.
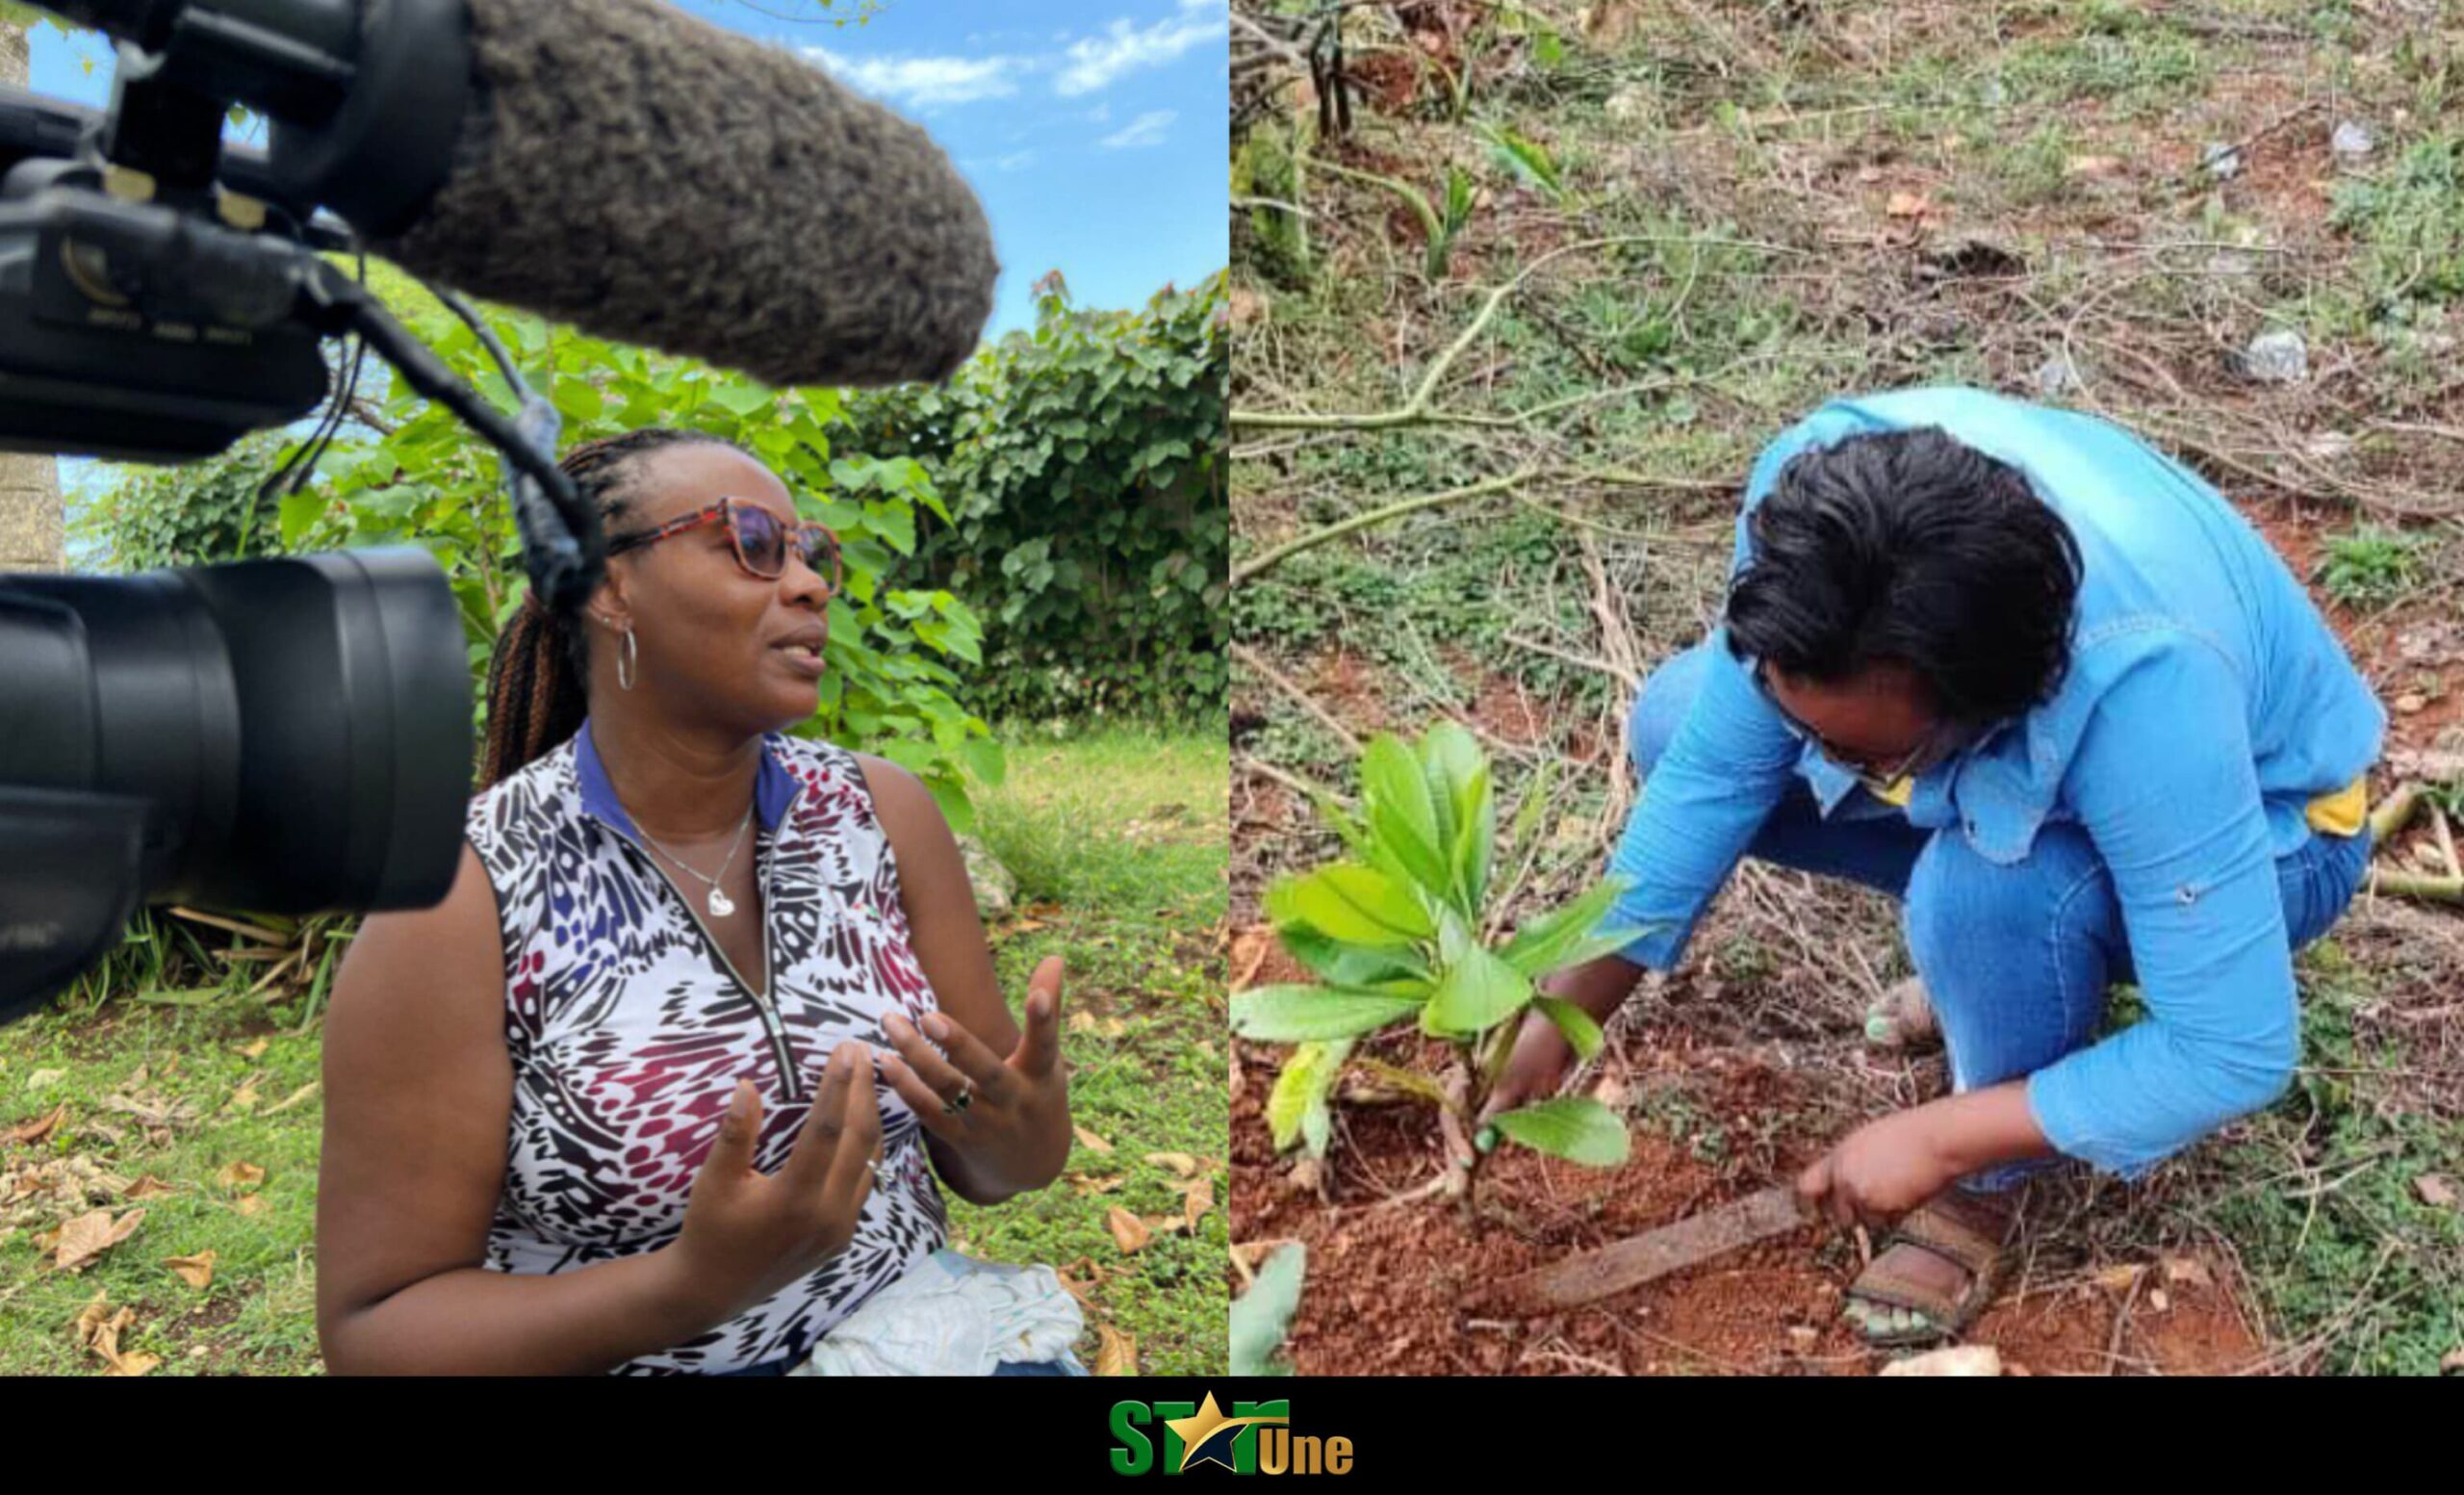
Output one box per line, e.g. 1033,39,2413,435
605,496,843,597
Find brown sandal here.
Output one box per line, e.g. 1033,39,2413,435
1843,1187,2022,1347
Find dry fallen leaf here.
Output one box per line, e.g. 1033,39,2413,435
1886,191,1932,219
2161,1254,2215,1289
7,1104,67,1146
233,1194,266,1217
1230,925,1275,992
73,1288,111,1344
215,1161,266,1192
1068,1173,1126,1198
123,1175,173,1201
163,1250,217,1290
2443,1347,2464,1375
87,1303,157,1377
1054,1270,1096,1313
1184,1177,1215,1231
226,1077,262,1113
238,1039,269,1059
1073,1125,1115,1156
1094,1323,1138,1376
1144,1152,1199,1177
53,1207,145,1272
2066,155,2124,179
1068,1011,1100,1035
2148,1288,2171,1312
1105,1206,1151,1253
28,1069,64,1090
264,1082,321,1117
2417,1173,2457,1209
2091,1263,2145,1293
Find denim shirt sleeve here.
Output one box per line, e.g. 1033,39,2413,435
2024,639,2300,1178
1604,627,1804,968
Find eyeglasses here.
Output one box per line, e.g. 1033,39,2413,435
1752,662,1952,795
605,496,843,597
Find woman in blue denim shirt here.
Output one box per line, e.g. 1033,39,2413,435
1478,388,2383,1346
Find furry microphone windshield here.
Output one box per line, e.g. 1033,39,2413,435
371,0,999,389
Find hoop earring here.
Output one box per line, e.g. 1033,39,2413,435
618,622,638,692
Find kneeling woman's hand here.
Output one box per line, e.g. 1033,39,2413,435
878,954,1071,1203
667,1041,884,1325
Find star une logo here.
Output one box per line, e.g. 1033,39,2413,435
1108,1391,1352,1476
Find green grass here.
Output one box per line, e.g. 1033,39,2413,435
944,725,1229,1377
2196,941,2464,1375
2315,524,2425,609
0,728,1228,1377
0,998,324,1375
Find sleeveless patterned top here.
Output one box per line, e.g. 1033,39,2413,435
463,717,949,1375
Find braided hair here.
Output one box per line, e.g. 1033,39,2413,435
477,427,747,788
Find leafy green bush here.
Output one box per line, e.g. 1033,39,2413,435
829,271,1228,726
1230,723,1639,1211
67,428,293,572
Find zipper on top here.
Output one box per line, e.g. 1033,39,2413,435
602,810,804,1103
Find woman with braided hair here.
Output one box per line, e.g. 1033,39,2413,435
313,428,1086,1375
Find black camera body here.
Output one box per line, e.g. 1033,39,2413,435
0,151,333,459
0,2,578,1020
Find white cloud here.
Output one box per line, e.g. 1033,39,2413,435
805,47,1023,108
1099,110,1176,149
1085,102,1112,123
1055,12,1224,96
994,151,1037,172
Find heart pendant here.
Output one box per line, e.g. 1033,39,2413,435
707,888,735,917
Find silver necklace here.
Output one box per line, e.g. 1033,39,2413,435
632,804,754,917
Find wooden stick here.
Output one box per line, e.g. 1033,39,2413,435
1232,641,1364,754
2367,867,2464,905
2369,784,2423,843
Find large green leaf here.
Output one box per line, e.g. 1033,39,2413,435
1452,760,1496,914
1270,863,1434,947
1361,735,1450,900
1266,1040,1349,1155
1490,1097,1630,1167
1532,994,1604,1064
1228,1243,1307,1378
1422,943,1533,1037
1232,985,1424,1043
1279,923,1430,989
1497,878,1642,978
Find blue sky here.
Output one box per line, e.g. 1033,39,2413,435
23,0,1228,338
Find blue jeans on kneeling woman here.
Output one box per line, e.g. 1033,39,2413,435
1617,640,2373,1194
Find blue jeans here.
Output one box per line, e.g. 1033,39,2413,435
1629,643,2372,1192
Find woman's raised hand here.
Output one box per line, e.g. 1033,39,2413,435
668,1040,882,1325
878,954,1071,1199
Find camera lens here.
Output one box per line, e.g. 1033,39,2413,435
0,547,471,1018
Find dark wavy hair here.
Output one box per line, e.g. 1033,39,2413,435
476,427,747,788
1722,426,2085,726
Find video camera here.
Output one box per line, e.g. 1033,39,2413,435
0,1,599,1021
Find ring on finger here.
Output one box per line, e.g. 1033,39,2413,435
941,1077,974,1117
